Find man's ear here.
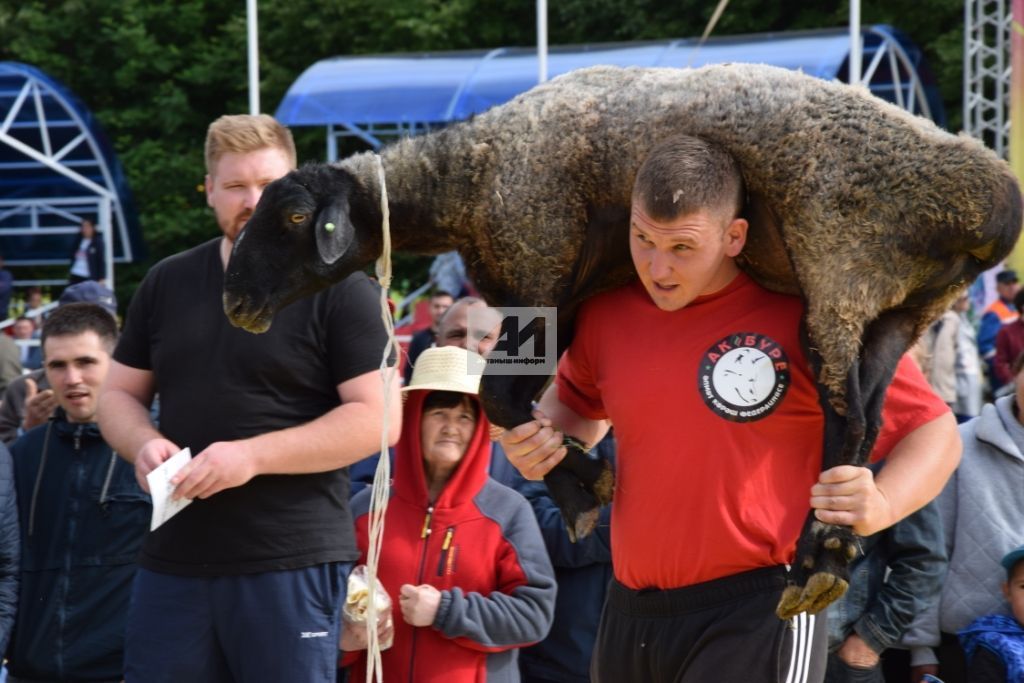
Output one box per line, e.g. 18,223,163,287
724,217,748,257
314,196,355,265
204,174,214,209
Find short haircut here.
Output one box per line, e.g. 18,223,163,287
422,390,480,422
431,289,455,301
632,135,744,221
204,114,297,176
438,297,485,330
41,303,118,355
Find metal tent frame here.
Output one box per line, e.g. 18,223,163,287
275,25,946,157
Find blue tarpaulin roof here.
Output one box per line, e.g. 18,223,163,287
277,25,945,129
0,61,144,267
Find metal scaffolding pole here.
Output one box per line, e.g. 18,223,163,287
964,0,1011,156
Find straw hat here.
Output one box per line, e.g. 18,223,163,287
403,346,486,395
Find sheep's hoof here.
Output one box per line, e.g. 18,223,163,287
775,521,858,619
560,441,615,507
544,466,602,542
570,507,601,543
776,573,849,619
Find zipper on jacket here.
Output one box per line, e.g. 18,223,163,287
409,505,434,683
73,424,83,451
419,507,433,540
437,526,455,576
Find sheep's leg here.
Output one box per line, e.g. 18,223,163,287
479,314,614,542
777,310,915,618
480,371,613,542
776,391,857,618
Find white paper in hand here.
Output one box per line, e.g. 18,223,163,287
146,447,193,531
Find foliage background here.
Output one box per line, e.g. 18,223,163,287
0,0,966,308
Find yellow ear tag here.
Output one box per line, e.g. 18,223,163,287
325,222,335,232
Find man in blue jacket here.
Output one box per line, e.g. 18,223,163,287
7,303,150,683
511,434,615,683
0,441,17,663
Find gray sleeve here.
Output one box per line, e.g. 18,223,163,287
0,342,21,397
0,376,28,447
0,443,19,655
433,491,556,651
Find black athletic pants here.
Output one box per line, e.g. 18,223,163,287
592,566,827,683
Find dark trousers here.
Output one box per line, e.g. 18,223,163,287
825,651,884,683
124,562,352,683
881,632,965,683
592,566,827,683
934,631,968,683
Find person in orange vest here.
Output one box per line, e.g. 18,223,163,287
978,269,1020,394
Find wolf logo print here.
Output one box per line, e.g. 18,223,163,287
700,332,791,422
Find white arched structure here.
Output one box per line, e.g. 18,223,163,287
0,62,142,291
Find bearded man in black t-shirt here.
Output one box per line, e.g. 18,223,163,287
97,114,400,683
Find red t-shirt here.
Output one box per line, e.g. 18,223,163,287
557,273,949,590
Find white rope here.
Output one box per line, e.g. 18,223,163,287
365,153,396,683
686,0,732,67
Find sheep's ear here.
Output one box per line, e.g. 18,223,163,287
314,197,354,265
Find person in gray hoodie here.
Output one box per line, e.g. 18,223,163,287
901,352,1024,683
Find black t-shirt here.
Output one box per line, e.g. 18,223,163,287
115,238,390,575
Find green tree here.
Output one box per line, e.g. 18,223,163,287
0,0,251,302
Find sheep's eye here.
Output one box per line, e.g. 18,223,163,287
289,213,306,224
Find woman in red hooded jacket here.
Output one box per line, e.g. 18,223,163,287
342,346,556,682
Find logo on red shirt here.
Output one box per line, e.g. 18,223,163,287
698,332,791,422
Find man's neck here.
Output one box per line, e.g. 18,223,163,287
220,237,233,270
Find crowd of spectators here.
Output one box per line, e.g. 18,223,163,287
0,116,1022,683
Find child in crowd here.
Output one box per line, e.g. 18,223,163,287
959,545,1024,682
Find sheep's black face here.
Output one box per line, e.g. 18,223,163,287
223,164,372,333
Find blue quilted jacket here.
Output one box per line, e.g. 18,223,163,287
903,396,1024,666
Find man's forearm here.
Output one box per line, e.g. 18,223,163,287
875,412,961,527
538,383,609,448
97,389,164,463
246,397,402,476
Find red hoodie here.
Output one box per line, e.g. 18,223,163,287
343,390,556,682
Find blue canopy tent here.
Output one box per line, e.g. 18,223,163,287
276,25,945,156
0,61,144,292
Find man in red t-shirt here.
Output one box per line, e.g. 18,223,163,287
500,136,960,683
